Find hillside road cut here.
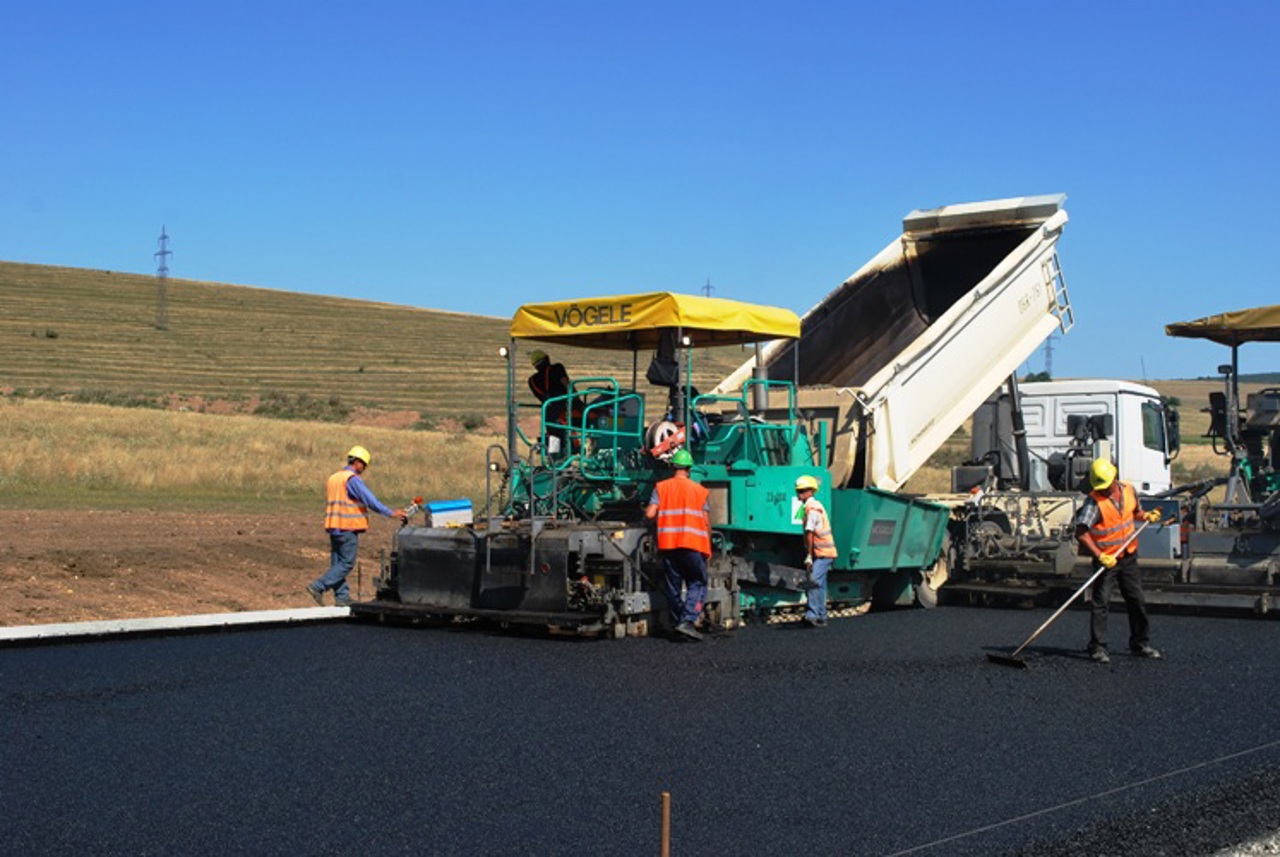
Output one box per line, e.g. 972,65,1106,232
3,606,1280,855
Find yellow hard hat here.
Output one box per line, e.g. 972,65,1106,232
1089,459,1117,491
529,349,549,367
346,445,371,465
795,475,820,492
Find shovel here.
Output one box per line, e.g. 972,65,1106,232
987,520,1150,668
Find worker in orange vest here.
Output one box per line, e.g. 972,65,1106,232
645,449,712,641
527,350,582,455
308,446,406,607
1075,459,1163,664
796,474,837,628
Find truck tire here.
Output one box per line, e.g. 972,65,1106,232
914,574,939,609
914,535,952,609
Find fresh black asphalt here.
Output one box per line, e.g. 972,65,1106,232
3,606,1279,855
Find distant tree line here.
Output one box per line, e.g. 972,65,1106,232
1195,372,1280,383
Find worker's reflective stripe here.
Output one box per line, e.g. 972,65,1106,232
324,469,369,532
657,507,706,518
654,477,711,556
804,498,838,558
1089,482,1138,556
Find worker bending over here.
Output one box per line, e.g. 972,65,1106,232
1075,459,1162,664
309,445,405,607
645,449,712,641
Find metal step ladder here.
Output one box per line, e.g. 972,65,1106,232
1043,251,1074,334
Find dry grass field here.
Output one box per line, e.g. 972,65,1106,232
0,397,504,511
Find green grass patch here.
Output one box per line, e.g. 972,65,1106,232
252,391,352,422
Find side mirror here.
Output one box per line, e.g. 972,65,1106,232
1165,407,1181,462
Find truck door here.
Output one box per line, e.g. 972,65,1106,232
1128,395,1173,493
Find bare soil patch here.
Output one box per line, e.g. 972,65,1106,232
0,510,402,627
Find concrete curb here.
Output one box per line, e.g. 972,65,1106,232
0,606,352,647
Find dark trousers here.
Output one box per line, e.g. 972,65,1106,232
1089,552,1151,652
660,548,708,626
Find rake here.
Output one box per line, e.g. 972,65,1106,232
987,521,1150,668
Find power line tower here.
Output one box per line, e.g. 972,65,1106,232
154,226,171,330
702,277,714,297
1042,332,1057,378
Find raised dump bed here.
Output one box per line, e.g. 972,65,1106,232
717,194,1073,491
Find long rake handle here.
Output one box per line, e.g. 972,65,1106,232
1009,520,1150,659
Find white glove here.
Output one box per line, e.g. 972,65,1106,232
803,556,813,571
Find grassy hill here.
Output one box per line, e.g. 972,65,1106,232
0,261,750,421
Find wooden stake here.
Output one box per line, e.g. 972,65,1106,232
660,791,671,857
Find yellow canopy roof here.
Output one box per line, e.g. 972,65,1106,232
1165,305,1280,345
510,291,801,349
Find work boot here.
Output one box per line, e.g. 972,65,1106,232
1090,648,1111,664
1131,644,1162,659
801,616,827,629
307,585,325,607
675,621,703,642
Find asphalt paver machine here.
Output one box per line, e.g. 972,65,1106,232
1157,305,1280,610
352,291,949,636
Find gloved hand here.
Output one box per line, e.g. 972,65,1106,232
803,555,814,571
1098,553,1117,569
1144,509,1162,524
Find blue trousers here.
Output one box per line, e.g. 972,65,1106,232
806,557,832,622
314,530,360,605
661,548,708,626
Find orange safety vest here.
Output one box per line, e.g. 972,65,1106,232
804,497,838,559
324,468,369,532
1088,481,1139,557
654,475,712,556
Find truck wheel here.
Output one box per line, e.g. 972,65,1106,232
914,535,952,609
914,574,939,609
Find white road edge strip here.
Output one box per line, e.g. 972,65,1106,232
0,606,351,643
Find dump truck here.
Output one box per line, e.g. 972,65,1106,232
713,194,1076,604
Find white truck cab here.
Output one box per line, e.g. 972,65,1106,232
968,379,1179,495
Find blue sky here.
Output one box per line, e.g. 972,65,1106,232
3,1,1276,380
